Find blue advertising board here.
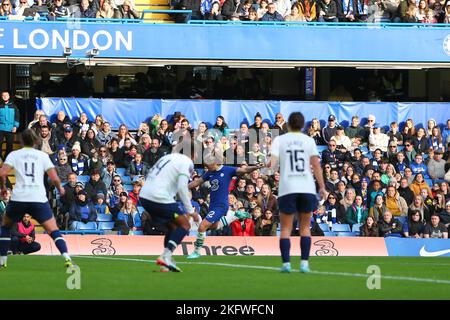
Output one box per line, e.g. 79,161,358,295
1,21,450,62
385,238,450,257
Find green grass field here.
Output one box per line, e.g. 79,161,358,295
0,255,449,300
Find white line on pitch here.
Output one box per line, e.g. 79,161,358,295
74,255,450,285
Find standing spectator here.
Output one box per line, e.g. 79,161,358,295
322,115,338,144
403,209,425,238
10,214,41,255
0,90,19,161
378,210,403,237
359,216,378,237
428,149,446,180
68,190,97,230
423,214,448,238
261,2,285,20
317,0,338,22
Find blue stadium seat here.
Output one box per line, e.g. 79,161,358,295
123,184,133,192
323,231,336,236
332,224,351,232
121,176,132,185
397,146,405,152
77,175,91,184
97,222,115,230
317,145,328,153
116,168,126,176
75,221,97,230
351,223,362,233
336,232,357,237
319,223,330,232
97,214,113,222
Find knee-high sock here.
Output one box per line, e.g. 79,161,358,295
0,226,11,265
279,238,291,263
167,227,188,252
300,236,311,261
50,230,70,260
216,211,238,230
193,232,206,251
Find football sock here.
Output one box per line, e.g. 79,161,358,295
50,230,70,259
300,236,311,261
0,226,11,263
167,227,188,252
193,232,206,252
216,211,237,229
279,238,291,263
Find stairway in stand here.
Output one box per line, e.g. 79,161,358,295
135,0,175,23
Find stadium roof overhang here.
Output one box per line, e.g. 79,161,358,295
1,57,450,69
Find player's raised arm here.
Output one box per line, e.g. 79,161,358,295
177,174,195,215
188,177,204,189
310,155,327,200
236,163,263,175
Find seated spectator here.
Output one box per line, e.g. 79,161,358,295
116,124,137,148
322,141,347,169
408,195,431,223
428,149,446,180
409,172,431,197
136,133,151,156
369,124,389,153
113,0,138,18
102,160,117,188
403,3,418,22
55,151,72,183
59,126,78,152
322,115,338,144
81,129,101,158
69,142,89,176
37,125,57,156
420,187,434,210
369,194,387,221
403,139,417,164
16,0,39,19
378,210,403,237
108,138,124,168
359,216,378,237
261,2,284,21
272,113,288,135
110,191,128,219
412,127,429,155
248,142,266,165
85,170,108,202
345,195,368,226
256,184,278,219
47,0,70,19
385,185,408,217
345,116,364,141
116,199,141,235
205,1,223,20
0,0,15,16
428,126,444,152
394,151,409,176
94,193,110,215
307,118,325,145
324,192,346,223
331,126,352,152
128,180,142,205
403,209,425,238
438,201,450,230
423,214,448,238
231,216,255,236
387,121,403,146
10,214,41,255
96,122,115,145
340,187,356,211
416,0,428,22
298,0,317,21
317,0,338,22
256,0,269,18
285,2,306,20
335,180,347,201
126,152,150,179
237,0,253,19
326,169,341,193
368,180,384,209
74,0,96,18
69,190,97,230
255,209,277,236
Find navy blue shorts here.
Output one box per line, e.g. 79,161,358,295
278,193,318,214
5,201,54,224
140,198,186,225
205,206,228,224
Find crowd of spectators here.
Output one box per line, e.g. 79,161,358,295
1,0,449,23
3,100,445,239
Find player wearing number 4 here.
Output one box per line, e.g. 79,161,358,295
267,112,326,274
186,151,262,259
0,129,72,270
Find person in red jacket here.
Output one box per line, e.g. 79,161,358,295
10,214,41,255
231,216,255,236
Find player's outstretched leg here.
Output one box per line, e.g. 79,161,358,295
156,217,190,272
279,213,294,273
41,217,72,268
215,210,251,230
0,225,12,269
299,213,312,273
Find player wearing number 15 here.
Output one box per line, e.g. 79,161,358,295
268,112,326,273
0,129,72,269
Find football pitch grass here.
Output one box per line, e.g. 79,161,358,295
0,255,449,300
